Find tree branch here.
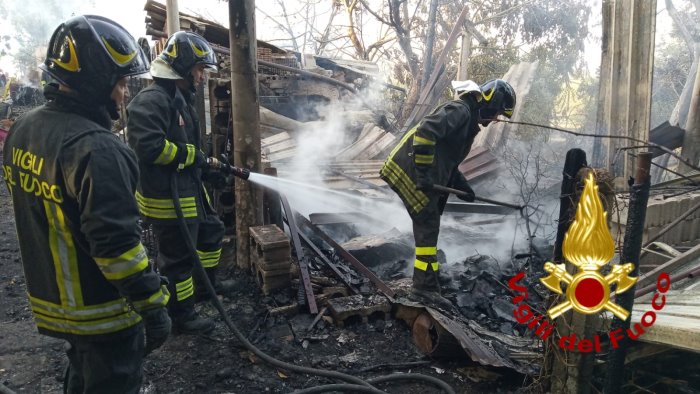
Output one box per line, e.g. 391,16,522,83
356,0,392,25
665,0,695,59
342,0,366,58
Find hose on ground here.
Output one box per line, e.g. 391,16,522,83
171,173,455,393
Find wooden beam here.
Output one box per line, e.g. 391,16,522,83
636,243,700,290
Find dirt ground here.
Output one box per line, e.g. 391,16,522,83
0,168,527,393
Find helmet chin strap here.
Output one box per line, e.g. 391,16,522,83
107,99,120,120
187,74,196,93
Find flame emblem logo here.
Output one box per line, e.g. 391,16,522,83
540,173,637,320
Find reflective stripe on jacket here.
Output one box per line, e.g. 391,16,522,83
2,87,169,340
380,99,480,215
126,80,204,223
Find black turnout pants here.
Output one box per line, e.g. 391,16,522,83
63,328,144,394
152,213,224,322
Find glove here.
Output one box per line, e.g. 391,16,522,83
194,150,207,168
456,182,475,202
202,166,229,189
415,168,434,191
141,307,171,355
449,171,475,202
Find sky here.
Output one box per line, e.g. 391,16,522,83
0,0,676,77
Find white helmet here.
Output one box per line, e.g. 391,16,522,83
451,80,480,98
149,57,183,80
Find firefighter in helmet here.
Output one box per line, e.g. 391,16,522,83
3,15,171,393
127,31,233,335
380,79,516,294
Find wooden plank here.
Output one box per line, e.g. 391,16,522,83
638,289,700,304
356,123,375,141
358,132,396,160
335,127,384,161
261,131,291,146
636,243,700,289
264,139,296,154
267,149,297,162
633,304,700,318
629,312,700,352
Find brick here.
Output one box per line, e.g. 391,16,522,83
327,294,391,328
249,225,291,271
253,263,291,295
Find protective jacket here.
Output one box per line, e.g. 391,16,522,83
126,79,205,224
380,99,480,216
2,85,169,341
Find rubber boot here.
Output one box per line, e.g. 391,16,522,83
412,266,441,294
173,311,215,335
195,268,237,302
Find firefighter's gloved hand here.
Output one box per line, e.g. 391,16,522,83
194,150,207,168
202,167,229,189
456,182,475,202
141,307,171,355
415,168,433,191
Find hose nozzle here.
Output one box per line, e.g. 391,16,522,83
206,157,251,180
231,166,250,180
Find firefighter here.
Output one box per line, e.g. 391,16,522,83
380,79,516,294
126,31,232,335
2,15,171,393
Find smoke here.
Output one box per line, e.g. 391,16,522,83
277,86,571,275
280,82,390,218
434,131,574,271
0,0,148,78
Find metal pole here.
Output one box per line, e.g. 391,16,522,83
604,152,652,394
229,0,262,270
166,0,180,36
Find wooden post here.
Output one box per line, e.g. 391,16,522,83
456,31,472,82
229,0,262,270
166,0,179,36
603,0,656,180
591,0,613,168
604,152,652,393
681,56,700,172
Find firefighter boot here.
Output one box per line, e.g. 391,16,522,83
173,311,215,335
168,283,215,335
412,266,441,294
195,268,237,302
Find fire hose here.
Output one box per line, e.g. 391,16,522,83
169,160,456,394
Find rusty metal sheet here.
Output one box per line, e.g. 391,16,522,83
395,298,539,375
279,194,318,314
295,214,396,299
